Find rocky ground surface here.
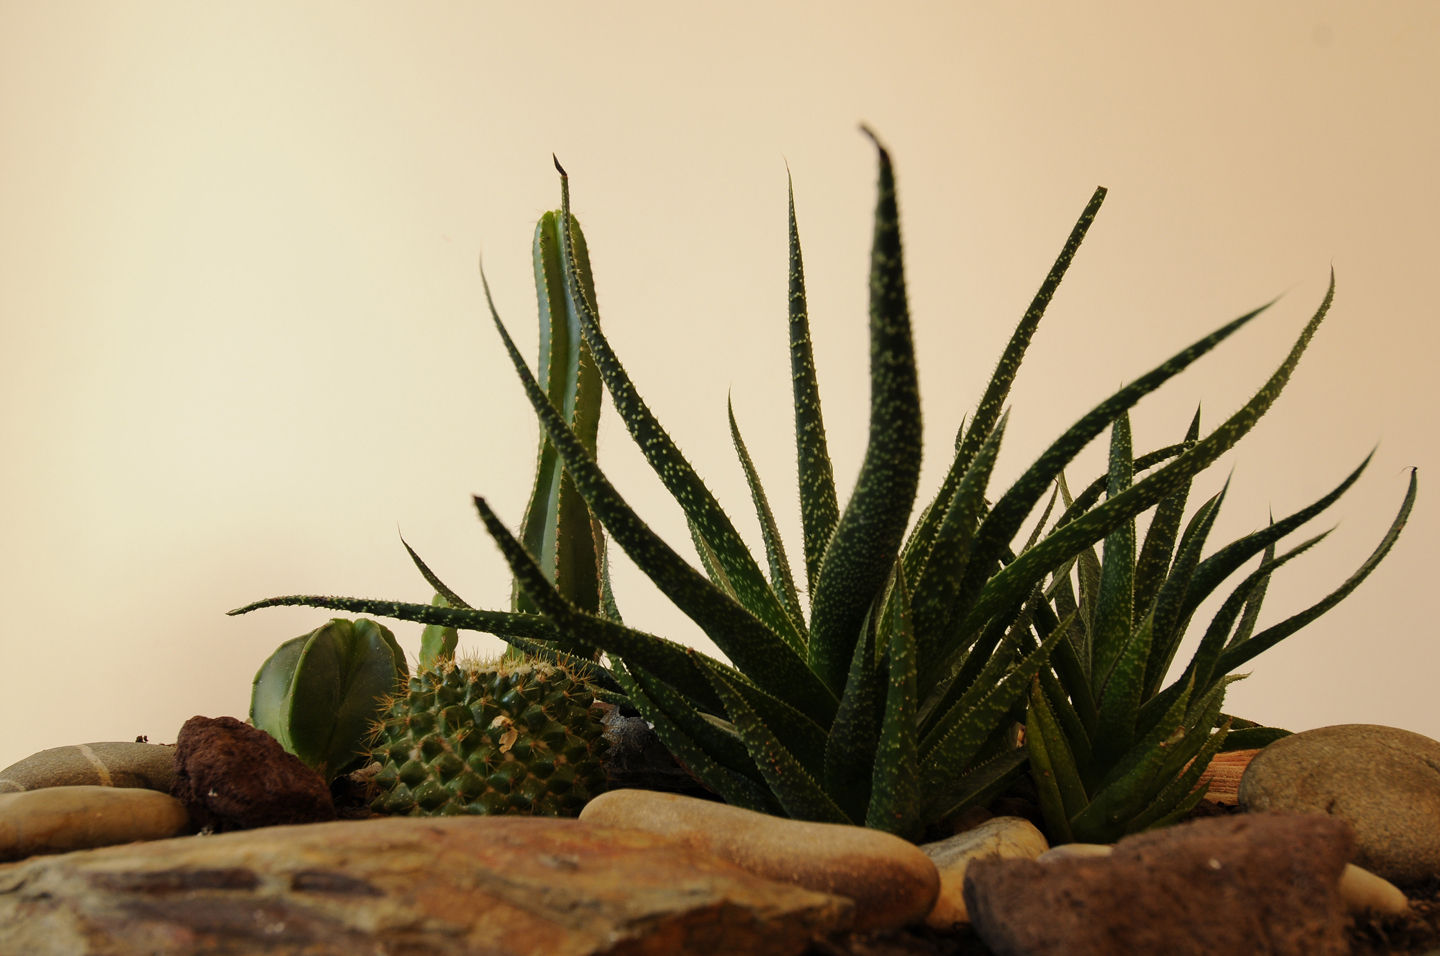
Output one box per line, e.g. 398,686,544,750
0,719,1437,954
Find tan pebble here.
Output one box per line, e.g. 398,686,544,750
1339,862,1409,915
920,816,1048,929
0,785,191,862
0,742,177,794
579,788,938,932
1037,842,1114,862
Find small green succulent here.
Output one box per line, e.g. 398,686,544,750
234,131,1410,842
249,617,408,780
1021,411,1413,844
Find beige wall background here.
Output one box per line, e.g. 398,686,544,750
1,3,1435,771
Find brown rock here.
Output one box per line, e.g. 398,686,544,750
580,788,938,932
0,741,178,794
171,715,334,831
0,786,191,862
0,815,852,955
1239,723,1440,884
963,813,1353,956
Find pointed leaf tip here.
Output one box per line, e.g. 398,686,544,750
858,124,888,157
553,154,568,177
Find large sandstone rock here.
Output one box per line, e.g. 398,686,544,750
963,813,1354,956
580,788,938,932
1239,723,1440,884
0,815,852,955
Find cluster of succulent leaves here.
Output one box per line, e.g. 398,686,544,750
234,131,1413,843
1022,409,1412,844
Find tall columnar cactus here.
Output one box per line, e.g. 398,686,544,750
235,131,1413,841
249,618,408,780
353,207,619,817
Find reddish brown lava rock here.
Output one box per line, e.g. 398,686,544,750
963,812,1354,956
171,715,334,832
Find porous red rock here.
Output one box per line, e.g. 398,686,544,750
963,812,1354,955
171,715,334,831
580,788,939,932
0,815,852,955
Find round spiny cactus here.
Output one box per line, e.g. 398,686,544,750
366,654,609,817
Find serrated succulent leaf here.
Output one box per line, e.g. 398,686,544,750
959,277,1333,646
481,273,836,722
1131,410,1201,622
705,666,852,824
911,412,1007,661
866,563,921,838
1025,677,1087,841
473,494,730,711
728,399,807,643
610,663,779,813
927,747,1029,826
1092,414,1136,691
1185,451,1374,619
807,131,923,695
921,618,1064,788
1216,468,1415,674
549,168,806,655
825,616,881,822
786,172,840,598
953,186,1108,490
1069,675,1195,841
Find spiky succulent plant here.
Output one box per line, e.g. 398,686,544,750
1022,411,1413,844
368,653,610,816
234,130,1411,842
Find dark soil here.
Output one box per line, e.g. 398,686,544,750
807,800,1440,955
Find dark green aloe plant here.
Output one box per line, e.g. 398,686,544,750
1022,412,1414,844
234,131,1406,841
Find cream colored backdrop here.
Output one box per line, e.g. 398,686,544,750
1,3,1435,771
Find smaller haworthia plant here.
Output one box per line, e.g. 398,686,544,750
1021,412,1414,844
234,130,1412,843
249,618,408,781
